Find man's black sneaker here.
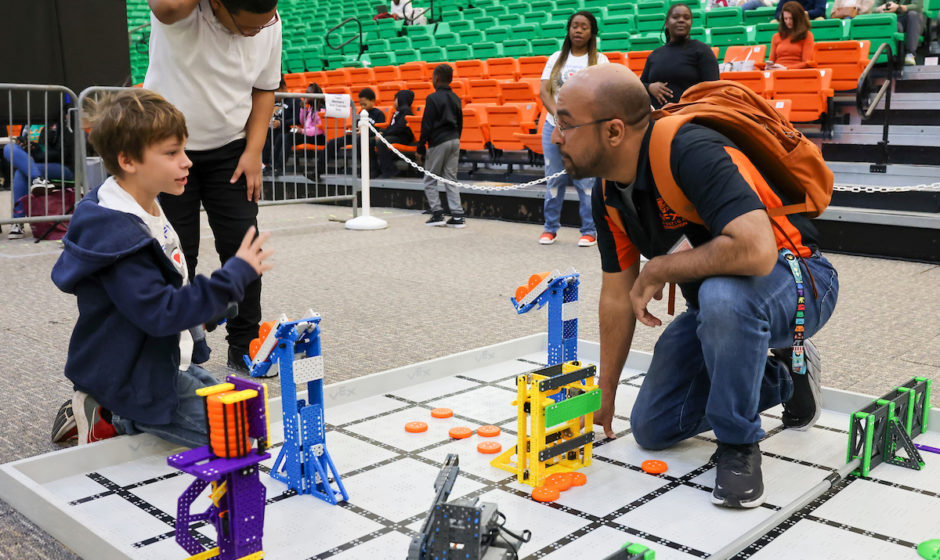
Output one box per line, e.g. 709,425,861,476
425,211,446,226
227,345,251,374
775,340,821,430
711,442,765,508
445,216,466,228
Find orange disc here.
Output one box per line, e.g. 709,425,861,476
258,320,276,340
477,441,502,454
248,338,262,360
449,427,473,439
477,425,501,437
528,272,550,290
431,408,453,419
544,473,573,492
531,485,560,503
405,421,428,433
569,472,587,486
641,460,668,474
515,285,529,302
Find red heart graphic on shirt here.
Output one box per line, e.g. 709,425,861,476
172,250,182,265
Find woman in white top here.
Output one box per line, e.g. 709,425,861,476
539,11,608,247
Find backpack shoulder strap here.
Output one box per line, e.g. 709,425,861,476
649,114,704,225
601,179,626,233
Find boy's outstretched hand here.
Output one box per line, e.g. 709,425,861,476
236,226,274,275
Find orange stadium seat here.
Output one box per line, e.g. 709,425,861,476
323,85,352,96
393,115,423,154
770,68,834,122
518,56,549,79
304,71,327,87
770,98,792,121
373,66,402,83
377,82,406,105
324,68,351,87
813,40,870,91
719,70,774,98
284,73,307,92
513,112,547,155
626,51,652,78
468,79,501,104
460,107,491,150
407,81,435,105
399,61,430,81
485,104,538,151
454,59,488,80
348,68,376,89
603,52,627,66
499,81,537,104
723,45,767,68
486,57,521,81
450,78,470,103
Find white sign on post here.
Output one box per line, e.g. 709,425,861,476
324,94,351,118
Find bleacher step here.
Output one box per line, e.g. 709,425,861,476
828,124,940,147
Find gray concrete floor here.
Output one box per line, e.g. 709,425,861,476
0,198,937,558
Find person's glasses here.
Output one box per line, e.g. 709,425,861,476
555,117,615,138
219,2,279,36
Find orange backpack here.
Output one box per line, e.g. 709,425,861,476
646,80,833,225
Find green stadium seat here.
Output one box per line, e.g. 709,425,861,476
706,7,743,28
601,32,633,52
690,27,708,42
636,14,666,34
420,46,447,62
435,32,459,46
411,35,435,49
473,16,498,30
754,22,778,45
463,7,484,19
475,0,498,7
446,43,474,60
672,0,703,8
637,0,668,16
447,20,474,33
531,0,556,11
472,42,503,59
441,6,462,19
630,33,666,50
502,14,524,26
489,5,510,16
602,15,636,34
503,39,532,57
376,18,402,38
388,36,412,51
743,6,776,25
524,11,551,25
607,4,638,18
395,49,419,64
708,25,749,59
367,38,390,52
690,8,705,28
530,37,562,55
554,0,580,13
515,24,540,39
541,21,568,39
459,29,486,43
407,25,433,38
487,26,512,43
583,0,608,10
368,51,397,66
811,19,847,42
848,13,905,63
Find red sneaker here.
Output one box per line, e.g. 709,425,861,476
539,232,556,245
73,392,117,445
578,235,597,247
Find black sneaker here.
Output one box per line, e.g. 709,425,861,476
774,340,821,430
51,399,77,443
711,442,765,508
425,211,446,226
445,215,466,228
227,345,250,374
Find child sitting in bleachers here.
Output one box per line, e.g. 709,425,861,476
376,89,416,178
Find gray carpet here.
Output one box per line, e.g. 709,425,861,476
0,200,936,558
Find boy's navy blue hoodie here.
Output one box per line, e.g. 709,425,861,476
51,186,257,425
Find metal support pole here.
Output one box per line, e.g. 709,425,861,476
345,110,387,230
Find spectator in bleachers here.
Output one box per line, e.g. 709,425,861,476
767,2,815,69
292,83,326,148
774,0,827,20
1,121,74,239
376,89,416,178
873,0,923,65
641,4,719,109
145,0,281,374
321,88,385,172
417,65,464,228
389,0,427,25
739,0,777,13
830,0,874,18
539,10,608,247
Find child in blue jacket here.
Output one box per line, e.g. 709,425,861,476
50,90,273,447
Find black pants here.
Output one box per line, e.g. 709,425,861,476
159,138,261,349
376,134,412,176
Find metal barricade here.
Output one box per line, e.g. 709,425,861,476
0,83,79,236
262,92,358,209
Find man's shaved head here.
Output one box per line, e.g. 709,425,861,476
565,64,651,128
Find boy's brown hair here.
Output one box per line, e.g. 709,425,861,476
84,89,188,177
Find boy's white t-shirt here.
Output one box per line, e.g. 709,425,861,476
97,178,194,371
541,51,610,127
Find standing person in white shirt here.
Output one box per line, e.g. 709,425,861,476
145,0,281,373
539,11,608,248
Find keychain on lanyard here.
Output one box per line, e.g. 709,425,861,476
781,249,806,374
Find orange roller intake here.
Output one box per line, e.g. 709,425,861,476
207,391,251,458
248,338,262,360
258,320,276,340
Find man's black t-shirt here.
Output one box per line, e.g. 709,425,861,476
593,122,820,307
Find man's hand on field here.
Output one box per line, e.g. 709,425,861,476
630,259,666,327
594,394,617,439
232,150,263,202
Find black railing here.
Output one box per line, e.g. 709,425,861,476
326,17,365,60
856,43,894,167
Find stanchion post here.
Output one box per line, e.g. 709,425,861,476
345,109,388,230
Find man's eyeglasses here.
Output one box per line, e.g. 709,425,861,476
218,1,279,36
555,117,616,138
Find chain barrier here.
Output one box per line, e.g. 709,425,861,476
368,122,940,194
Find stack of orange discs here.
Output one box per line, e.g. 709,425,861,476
207,391,250,459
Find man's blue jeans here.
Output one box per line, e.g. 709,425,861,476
2,144,74,218
630,252,839,448
542,122,596,236
112,365,217,448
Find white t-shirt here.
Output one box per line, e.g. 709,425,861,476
98,178,194,371
541,51,610,127
144,0,282,151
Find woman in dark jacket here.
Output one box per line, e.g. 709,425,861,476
640,3,720,109
376,89,415,178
